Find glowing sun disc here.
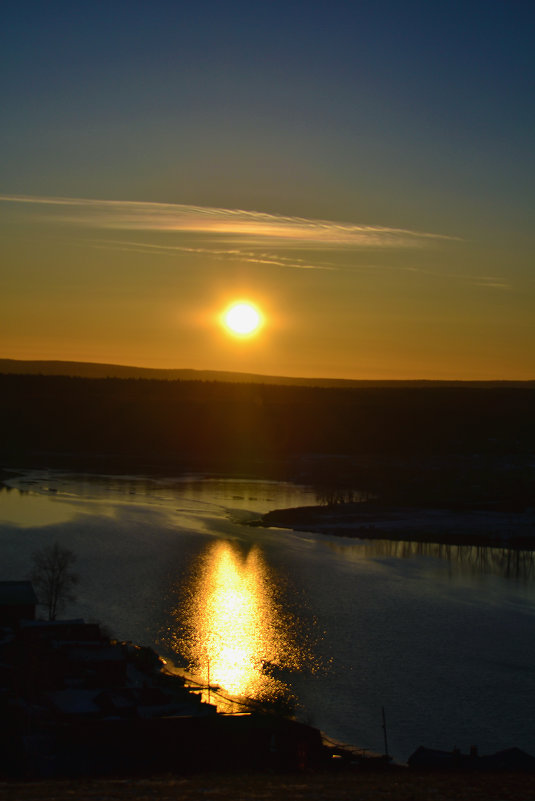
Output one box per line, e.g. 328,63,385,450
223,302,262,336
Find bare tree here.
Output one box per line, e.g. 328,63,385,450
30,541,79,620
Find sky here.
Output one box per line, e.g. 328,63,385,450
1,0,534,380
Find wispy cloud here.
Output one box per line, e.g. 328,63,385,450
0,194,458,249
89,239,337,270
2,194,510,289
470,276,512,290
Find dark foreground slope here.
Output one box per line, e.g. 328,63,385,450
3,771,535,801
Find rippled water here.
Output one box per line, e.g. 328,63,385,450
166,540,303,709
1,469,535,762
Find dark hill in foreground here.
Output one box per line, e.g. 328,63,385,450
2,771,535,800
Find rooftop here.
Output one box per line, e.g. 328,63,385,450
0,581,38,606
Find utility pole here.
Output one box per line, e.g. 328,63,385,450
382,707,389,759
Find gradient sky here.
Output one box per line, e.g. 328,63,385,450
1,0,534,379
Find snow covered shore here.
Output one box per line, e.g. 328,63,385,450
256,503,535,549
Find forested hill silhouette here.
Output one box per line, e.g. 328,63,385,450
1,358,533,388
1,374,534,500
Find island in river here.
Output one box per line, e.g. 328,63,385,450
254,501,535,550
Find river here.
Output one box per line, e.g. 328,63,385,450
1,469,534,762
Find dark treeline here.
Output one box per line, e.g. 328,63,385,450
1,374,534,505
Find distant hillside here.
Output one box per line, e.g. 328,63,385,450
0,359,533,388
1,371,534,479
1,372,534,511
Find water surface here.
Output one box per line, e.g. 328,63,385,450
1,469,534,762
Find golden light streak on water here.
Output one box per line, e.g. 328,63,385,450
175,540,303,707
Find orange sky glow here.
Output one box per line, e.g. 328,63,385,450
1,3,533,381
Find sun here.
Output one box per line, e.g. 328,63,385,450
222,302,263,337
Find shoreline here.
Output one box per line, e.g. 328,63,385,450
253,503,535,551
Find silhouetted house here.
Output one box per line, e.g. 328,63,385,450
478,747,535,772
2,620,113,697
409,745,535,772
19,619,103,644
0,606,328,778
408,746,465,770
62,643,128,687
46,712,325,776
0,581,38,626
45,688,103,719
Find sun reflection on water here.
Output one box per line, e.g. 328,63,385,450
169,540,306,707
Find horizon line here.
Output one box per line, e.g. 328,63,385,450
0,357,533,386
